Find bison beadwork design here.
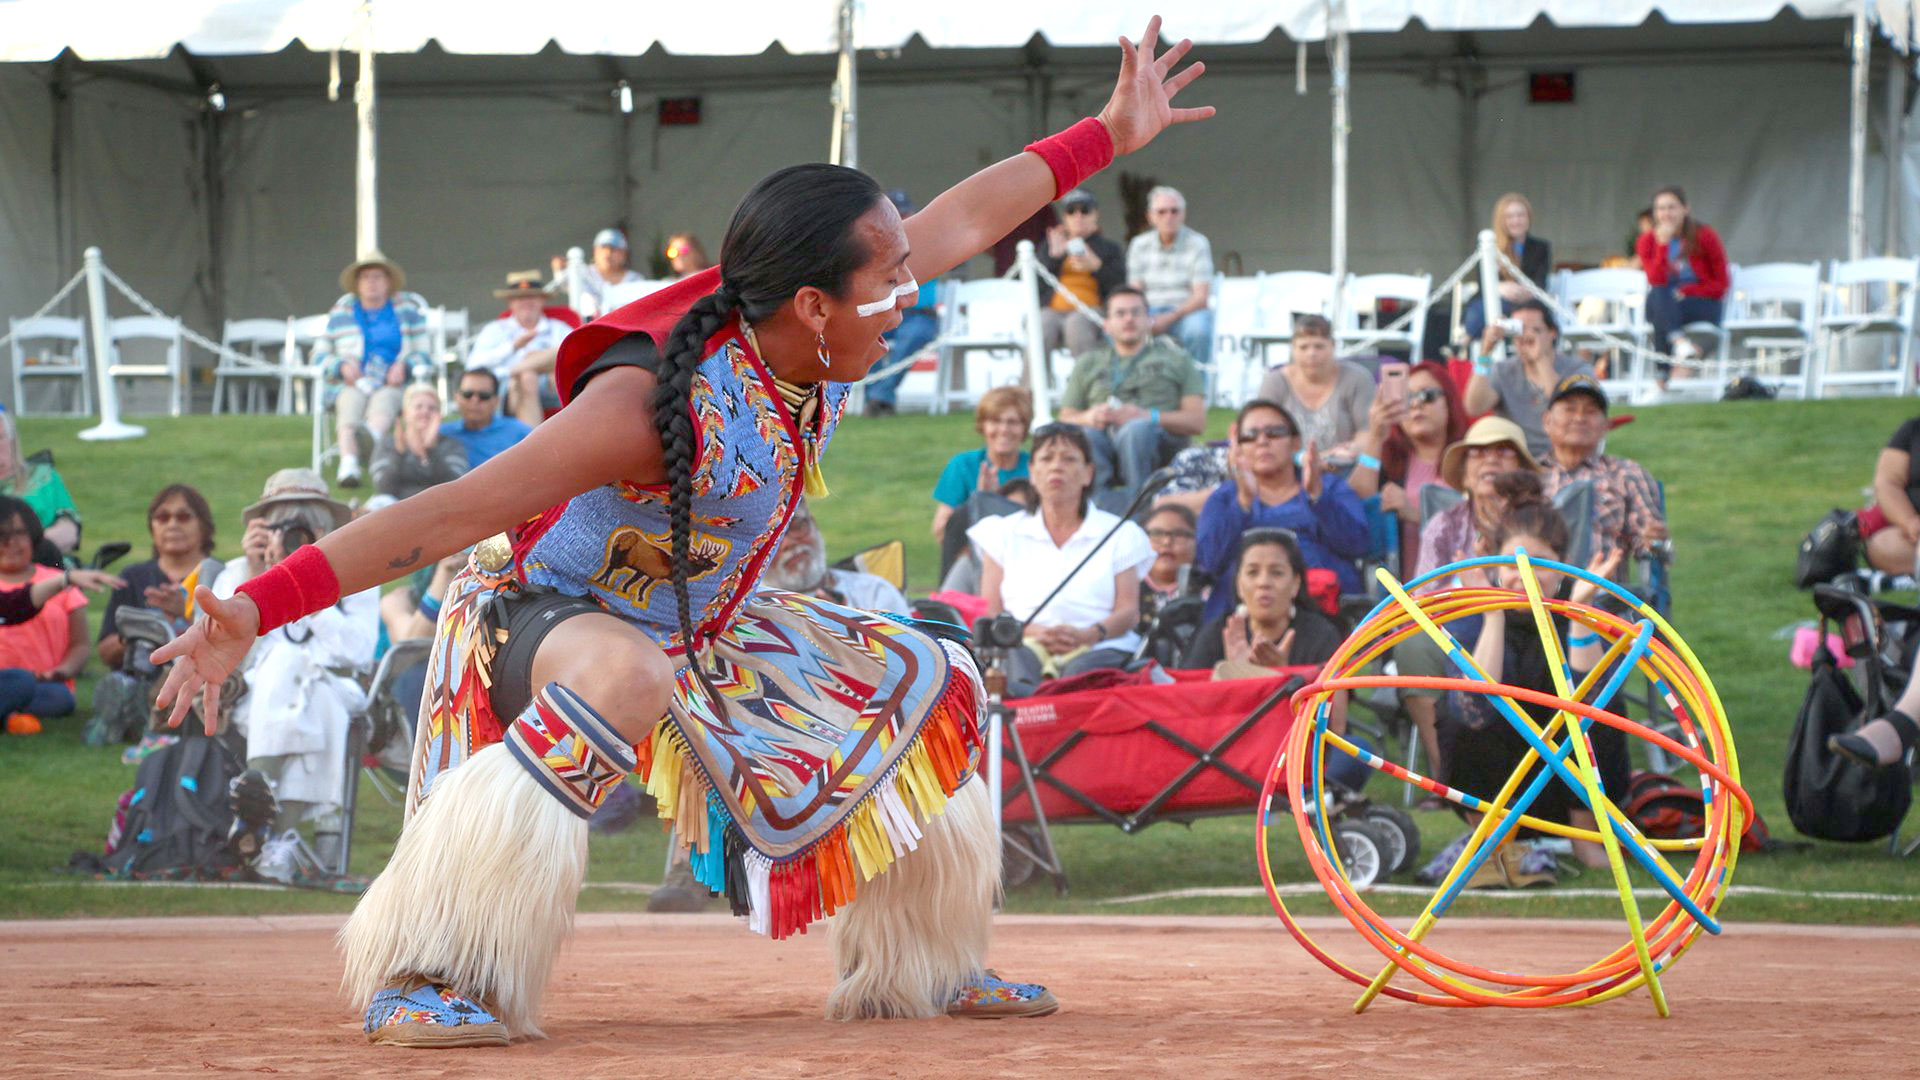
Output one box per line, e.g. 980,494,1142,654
591,526,726,605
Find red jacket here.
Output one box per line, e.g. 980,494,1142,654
1637,225,1729,300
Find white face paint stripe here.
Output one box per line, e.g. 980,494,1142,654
854,271,917,318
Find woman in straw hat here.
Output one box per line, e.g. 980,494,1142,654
314,252,434,488
155,18,1211,1048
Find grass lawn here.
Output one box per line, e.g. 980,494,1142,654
1,398,1916,925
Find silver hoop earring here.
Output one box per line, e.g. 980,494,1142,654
815,332,832,369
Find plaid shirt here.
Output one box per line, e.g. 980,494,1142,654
1544,452,1665,559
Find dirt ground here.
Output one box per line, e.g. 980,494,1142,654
5,912,1915,1078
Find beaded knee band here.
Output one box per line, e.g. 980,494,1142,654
502,684,639,819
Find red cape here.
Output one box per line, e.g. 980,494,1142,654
553,266,724,407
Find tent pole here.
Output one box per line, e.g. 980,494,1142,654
354,0,378,256
829,0,857,168
50,58,74,295
1848,0,1869,262
1886,43,1907,256
1329,3,1349,328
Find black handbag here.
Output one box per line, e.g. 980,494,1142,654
1782,643,1912,842
1795,509,1860,589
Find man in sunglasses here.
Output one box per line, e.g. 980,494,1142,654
439,369,531,468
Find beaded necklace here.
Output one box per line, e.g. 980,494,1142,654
740,321,830,497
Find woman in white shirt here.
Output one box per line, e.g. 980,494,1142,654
970,423,1154,697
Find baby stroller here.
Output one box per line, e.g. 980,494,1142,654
1790,583,1918,855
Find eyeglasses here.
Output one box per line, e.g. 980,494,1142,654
1408,386,1445,406
459,389,496,401
1147,528,1195,542
1061,205,1094,216
150,510,197,524
1466,444,1521,459
1149,207,1181,215
1239,425,1295,443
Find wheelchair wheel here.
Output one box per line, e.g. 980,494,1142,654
1330,820,1386,890
1361,804,1421,875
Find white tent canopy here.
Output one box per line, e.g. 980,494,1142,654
3,1,1913,58
2,1,1915,405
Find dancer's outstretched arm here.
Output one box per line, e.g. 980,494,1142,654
903,16,1214,283
152,365,665,732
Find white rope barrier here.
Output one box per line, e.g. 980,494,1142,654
96,262,262,368
0,270,88,352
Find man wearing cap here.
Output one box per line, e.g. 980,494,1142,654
468,272,570,428
859,189,942,418
209,469,379,871
1127,184,1215,367
1039,188,1128,360
549,228,645,321
314,253,434,488
1541,374,1668,564
1462,299,1592,460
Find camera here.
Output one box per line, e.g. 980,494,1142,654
270,520,315,556
1496,317,1525,336
1065,237,1089,257
972,614,1025,652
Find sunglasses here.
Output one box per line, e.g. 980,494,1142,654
1147,528,1195,542
1408,386,1445,406
459,389,496,401
150,509,197,524
1239,424,1295,443
1061,205,1094,215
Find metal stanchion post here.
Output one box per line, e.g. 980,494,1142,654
77,247,144,442
1015,240,1055,426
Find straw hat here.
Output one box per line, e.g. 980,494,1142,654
243,467,354,529
340,250,406,292
492,270,547,300
1440,415,1540,492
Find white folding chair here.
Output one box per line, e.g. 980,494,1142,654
1210,274,1262,405
932,278,1030,415
1555,268,1651,403
1245,271,1335,369
1723,262,1822,398
426,307,472,401
1816,257,1920,398
7,316,90,417
214,318,293,415
1338,272,1430,360
106,315,185,417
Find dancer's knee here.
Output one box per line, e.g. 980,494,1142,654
529,615,675,744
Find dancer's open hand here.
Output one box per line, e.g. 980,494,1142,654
1097,16,1216,157
151,586,260,735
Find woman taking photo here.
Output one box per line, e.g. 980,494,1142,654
1635,185,1728,382
1195,399,1368,622
1347,360,1469,576
971,423,1155,697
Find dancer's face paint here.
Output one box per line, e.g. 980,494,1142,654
854,271,918,318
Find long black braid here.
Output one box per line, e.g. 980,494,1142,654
649,163,884,709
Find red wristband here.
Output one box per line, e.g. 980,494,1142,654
236,545,342,635
1024,117,1116,200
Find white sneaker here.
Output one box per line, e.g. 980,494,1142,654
1670,337,1701,364
336,456,362,488
254,828,301,883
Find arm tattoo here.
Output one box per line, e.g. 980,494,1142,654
387,547,424,570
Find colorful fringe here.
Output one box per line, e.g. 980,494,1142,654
639,639,982,940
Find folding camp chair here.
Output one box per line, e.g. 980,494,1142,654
996,669,1308,892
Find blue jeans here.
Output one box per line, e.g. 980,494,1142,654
0,668,76,719
1461,296,1515,341
1150,304,1214,367
863,309,940,408
1644,288,1723,378
1080,417,1188,494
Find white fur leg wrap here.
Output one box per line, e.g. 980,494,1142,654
338,742,588,1040
825,775,999,1020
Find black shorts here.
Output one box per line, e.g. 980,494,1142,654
487,587,605,719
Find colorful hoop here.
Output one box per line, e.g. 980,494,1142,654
1256,551,1752,1015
